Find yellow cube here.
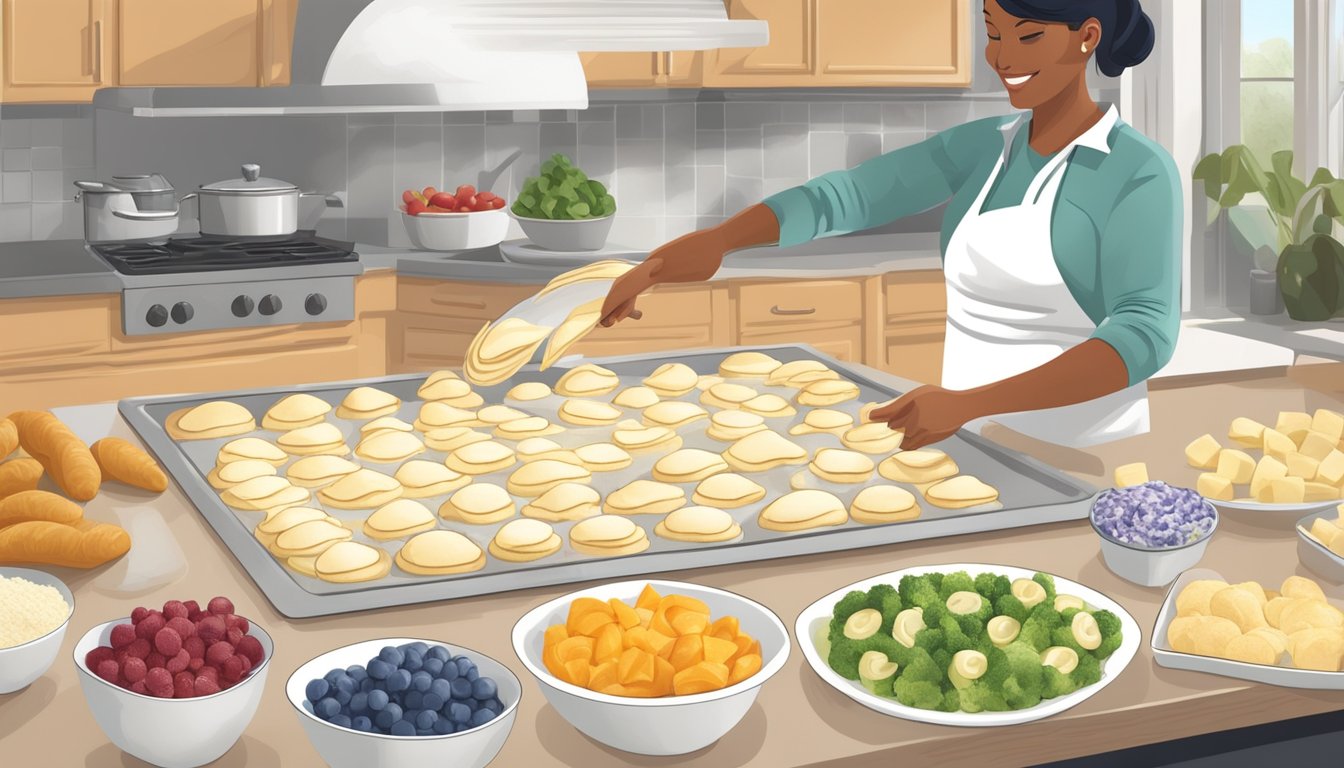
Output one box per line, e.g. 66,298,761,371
1184,434,1221,470
1317,450,1344,486
1216,449,1256,484
1250,455,1289,497
1113,462,1149,488
1304,482,1340,502
1308,517,1341,547
1269,476,1306,504
1197,473,1235,501
1286,452,1322,480
1276,411,1313,436
1229,417,1266,447
1312,409,1344,441
1263,429,1298,461
1298,431,1337,462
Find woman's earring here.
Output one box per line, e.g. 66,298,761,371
1081,43,1088,53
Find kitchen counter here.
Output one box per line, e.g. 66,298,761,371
5,363,1344,767
0,239,121,298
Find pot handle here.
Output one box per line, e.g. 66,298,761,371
112,208,179,221
299,192,345,209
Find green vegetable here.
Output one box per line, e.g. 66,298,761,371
866,584,903,634
829,590,871,639
1031,572,1057,602
1092,609,1124,660
898,574,941,609
511,154,616,220
893,648,944,710
938,687,962,712
958,681,1010,713
1042,666,1078,698
994,593,1030,624
1019,603,1064,652
829,633,906,681
974,573,1011,603
938,571,977,600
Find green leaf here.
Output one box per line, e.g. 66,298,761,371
539,196,557,218
552,198,570,218
1192,152,1224,202
586,179,607,197
569,201,591,218
540,159,557,176
518,193,536,210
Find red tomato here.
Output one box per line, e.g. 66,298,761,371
422,187,438,200
429,192,458,209
490,197,506,209
426,205,455,213
478,191,496,203
406,199,428,216
403,189,426,205
458,194,479,210
455,184,476,199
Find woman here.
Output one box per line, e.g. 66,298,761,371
600,0,1180,450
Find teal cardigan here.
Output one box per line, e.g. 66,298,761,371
762,114,1183,386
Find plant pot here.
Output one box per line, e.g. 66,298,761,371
1277,234,1344,321
1248,269,1284,315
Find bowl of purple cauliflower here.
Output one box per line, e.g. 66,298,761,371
1090,482,1218,587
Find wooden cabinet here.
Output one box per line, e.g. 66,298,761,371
731,276,883,365
569,283,729,358
883,270,947,385
1,0,109,102
704,0,814,87
579,51,704,88
391,279,537,372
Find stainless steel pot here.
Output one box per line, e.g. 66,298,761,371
186,163,336,237
74,178,181,242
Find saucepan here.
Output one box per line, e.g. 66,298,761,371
74,175,181,242
181,163,342,237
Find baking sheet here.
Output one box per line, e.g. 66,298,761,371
118,345,1096,618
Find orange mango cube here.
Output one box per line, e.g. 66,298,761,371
668,633,705,672
702,634,738,665
588,660,620,691
729,653,763,685
556,635,595,663
668,606,711,636
618,647,656,685
593,622,623,663
636,583,662,610
673,661,730,695
610,598,642,629
562,658,591,687
709,615,739,641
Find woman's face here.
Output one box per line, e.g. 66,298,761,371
983,0,1102,110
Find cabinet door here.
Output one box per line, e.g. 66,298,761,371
815,0,971,86
704,0,814,86
2,0,107,102
118,0,260,86
261,0,298,86
579,52,661,87
885,322,944,385
663,51,704,88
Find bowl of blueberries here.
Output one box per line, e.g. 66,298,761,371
286,638,520,768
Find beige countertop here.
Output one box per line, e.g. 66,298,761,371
4,363,1344,767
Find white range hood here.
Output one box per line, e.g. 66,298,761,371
93,0,767,116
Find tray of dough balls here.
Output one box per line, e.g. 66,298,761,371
117,344,1096,618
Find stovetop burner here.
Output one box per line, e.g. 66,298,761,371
93,231,358,275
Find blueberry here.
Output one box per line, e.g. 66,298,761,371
374,708,398,730
383,702,403,723
346,665,368,682
335,674,357,694
432,718,455,735
472,677,497,700
367,689,389,711
454,658,475,677
438,661,459,681
403,690,424,710
422,693,444,711
349,692,369,714
316,697,341,720
390,720,416,737
302,700,314,715
416,728,433,736
305,678,330,703
400,707,420,723
366,659,392,680
427,645,450,663
483,698,502,714
448,701,471,724
415,709,438,730
469,708,496,728
450,677,472,700
351,716,373,733
324,668,345,685
329,714,352,729
411,670,433,692
429,678,452,701
359,678,375,693
402,650,423,672
386,669,412,693
422,657,444,677
465,667,479,682
465,697,481,711
368,678,387,692
379,646,405,667
334,688,352,706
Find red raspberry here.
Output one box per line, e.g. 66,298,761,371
205,641,234,667
95,659,119,684
193,676,221,696
153,627,182,657
126,638,151,660
134,612,165,641
220,655,246,683
173,671,195,698
113,648,130,666
183,599,201,614
129,680,148,695
144,667,174,698
166,649,190,674
196,615,226,644
236,654,253,676
235,635,264,666
188,657,204,672
197,665,219,685
145,652,166,670
188,610,208,623
130,606,150,623
183,636,205,660
165,617,195,639
225,627,244,647
85,647,114,669
162,600,188,620
109,623,136,649
223,614,250,634
122,656,147,683
208,597,234,615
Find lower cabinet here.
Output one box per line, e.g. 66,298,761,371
883,270,947,385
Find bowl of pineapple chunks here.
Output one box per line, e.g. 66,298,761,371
1297,504,1344,583
511,580,789,756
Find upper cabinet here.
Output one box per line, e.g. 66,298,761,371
704,0,814,86
118,0,260,86
1,0,109,102
579,51,705,89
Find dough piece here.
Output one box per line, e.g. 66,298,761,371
515,438,580,464
691,473,767,509
796,379,860,407
217,437,287,467
313,541,392,583
699,383,758,410
809,448,875,484
1166,615,1241,657
535,260,636,298
575,443,633,472
417,375,478,405
766,359,832,387
569,515,651,557
613,387,661,410
696,375,725,391
859,401,896,423
168,401,256,440
604,479,687,516
278,423,350,457
1209,587,1269,633
718,351,782,378
507,382,552,402
558,399,623,426
476,405,530,426
262,393,331,431
1278,600,1344,635
1228,417,1267,448
541,298,603,370
394,460,470,498
849,485,921,525
396,530,486,576
416,402,481,433
654,506,742,543
1246,626,1290,656
788,409,855,437
506,459,592,497
879,449,960,484
464,318,552,387
359,417,415,437
489,519,563,562
354,430,426,463
335,386,401,420
268,518,352,558
439,483,516,524
651,449,729,483
1220,632,1279,666
220,475,310,511
208,459,277,490
705,410,768,442
317,468,403,509
739,394,797,419
284,455,360,488
641,401,709,429
415,369,458,394
253,506,330,549
924,476,1000,509
1289,628,1344,671
758,490,849,532
840,423,905,454
722,430,808,473
422,426,491,453
642,363,698,397
445,441,517,475
612,424,682,453
554,364,620,397
363,499,438,540
493,416,565,440
522,483,602,522
1281,575,1328,602
1175,580,1231,617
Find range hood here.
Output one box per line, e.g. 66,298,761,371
93,0,767,116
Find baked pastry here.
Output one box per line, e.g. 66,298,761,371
758,490,849,532
253,507,331,550
651,449,729,483
641,401,708,429
310,541,391,583
699,383,758,410
642,363,698,397
396,530,486,575
739,394,796,419
416,370,460,396
464,317,552,387
217,437,287,466
604,479,687,516
923,475,1000,509
266,518,352,558
784,369,840,388
359,416,415,437
554,364,620,397
317,468,403,509
208,458,277,490
722,430,808,473
766,360,832,387
697,375,725,391
796,379,860,407
840,422,905,454
515,438,582,465
558,399,622,426
262,393,331,431
691,473,766,509
394,460,470,498
166,401,256,441
535,260,635,298
568,515,650,557
878,449,959,484
849,485,921,525
612,424,681,453
354,430,426,463
220,475,310,511
284,455,360,488
439,483,516,525
414,402,480,432
541,298,603,370
654,506,742,544
336,386,401,420
417,375,482,407
507,381,552,402
445,441,517,475
422,426,491,453
521,483,602,522
493,416,565,440
788,409,854,436
489,519,563,562
505,459,592,497
718,351,781,378
277,423,350,457
575,443,633,472
363,499,439,540
476,405,530,426
808,448,874,484
612,386,661,410
706,410,769,442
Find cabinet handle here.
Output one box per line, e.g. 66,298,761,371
92,20,103,83
770,305,816,316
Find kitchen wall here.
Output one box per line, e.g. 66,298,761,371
0,105,95,241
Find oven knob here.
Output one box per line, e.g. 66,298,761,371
259,294,283,316
171,302,194,324
231,295,255,317
145,304,169,328
304,293,328,316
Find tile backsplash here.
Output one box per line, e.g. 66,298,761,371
0,105,95,241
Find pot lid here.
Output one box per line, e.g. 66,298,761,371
111,173,174,193
201,163,297,193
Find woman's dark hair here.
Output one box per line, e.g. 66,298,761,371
992,0,1155,77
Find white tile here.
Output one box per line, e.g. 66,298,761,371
577,121,616,189
844,103,882,132
724,176,763,216
809,132,849,176
0,118,32,149
614,139,664,216
809,102,844,131
664,165,695,216
513,110,541,123
695,165,725,217
780,103,810,123
2,148,31,171
762,177,803,198
62,116,94,167
664,216,699,241
31,169,63,202
539,122,578,162
608,215,664,250
2,171,31,203
443,124,486,188
695,103,724,130
846,134,883,166
762,124,808,179
616,105,643,139
724,130,762,180
0,203,31,241
30,202,65,239
345,123,394,246
926,102,977,131
725,102,780,131
641,105,664,139
882,103,926,131
695,130,724,167
882,130,927,154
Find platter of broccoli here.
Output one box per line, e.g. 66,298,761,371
796,564,1140,726
511,154,616,221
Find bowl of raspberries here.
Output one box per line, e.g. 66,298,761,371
73,595,272,768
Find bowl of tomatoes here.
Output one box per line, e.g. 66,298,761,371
400,184,510,251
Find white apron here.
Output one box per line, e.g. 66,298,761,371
940,108,1149,448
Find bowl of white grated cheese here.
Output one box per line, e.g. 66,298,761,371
0,567,75,693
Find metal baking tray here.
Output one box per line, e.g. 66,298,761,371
119,345,1097,618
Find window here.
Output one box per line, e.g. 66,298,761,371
1239,0,1295,166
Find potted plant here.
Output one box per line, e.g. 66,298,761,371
1194,146,1344,321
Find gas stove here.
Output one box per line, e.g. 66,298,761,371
89,232,362,336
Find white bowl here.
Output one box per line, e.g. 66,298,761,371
511,211,614,251
285,638,519,768
1091,502,1218,587
512,579,790,756
401,207,509,251
1296,509,1344,583
0,567,74,693
74,617,273,768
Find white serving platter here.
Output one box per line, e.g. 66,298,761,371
1208,499,1338,516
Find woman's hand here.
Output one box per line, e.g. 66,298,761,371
868,385,982,450
600,229,726,327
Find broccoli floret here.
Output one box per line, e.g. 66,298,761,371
938,687,962,712
1092,609,1124,660
1032,572,1058,602
898,575,941,609
1001,675,1042,710
827,634,906,680
981,647,1012,689
1001,641,1045,700
1041,666,1078,699
931,647,952,677
939,615,977,655
921,601,949,628
1049,627,1089,658
927,572,945,593
866,583,903,634
894,679,943,710
958,681,1010,713
829,590,871,638
974,573,1011,603
1019,603,1064,652
994,593,1030,624
1071,652,1103,688
1059,606,1082,624
939,570,977,600
913,626,945,655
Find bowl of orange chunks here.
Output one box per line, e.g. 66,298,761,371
511,580,789,756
